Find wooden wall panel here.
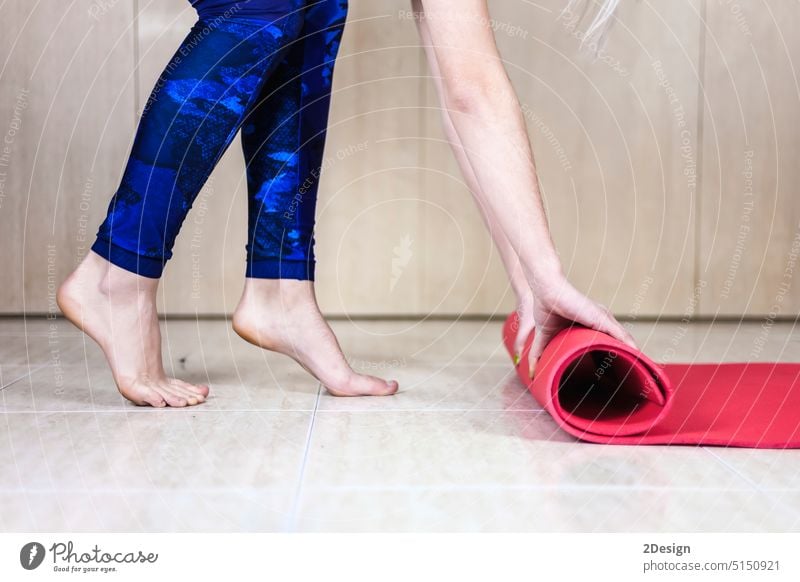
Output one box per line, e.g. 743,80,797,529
699,2,800,317
313,1,427,315
1,0,797,319
0,0,136,313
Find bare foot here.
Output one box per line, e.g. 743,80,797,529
57,252,210,407
232,279,398,397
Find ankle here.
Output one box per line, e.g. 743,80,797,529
91,265,158,303
240,279,315,309
72,252,155,298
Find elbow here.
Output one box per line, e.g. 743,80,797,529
442,74,515,119
444,77,492,115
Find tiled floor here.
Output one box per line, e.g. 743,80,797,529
1,317,799,532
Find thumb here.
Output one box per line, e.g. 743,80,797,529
528,325,557,379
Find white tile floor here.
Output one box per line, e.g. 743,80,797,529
1,317,799,532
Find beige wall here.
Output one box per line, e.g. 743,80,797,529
1,0,798,318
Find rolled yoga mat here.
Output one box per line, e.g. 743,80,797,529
502,313,800,448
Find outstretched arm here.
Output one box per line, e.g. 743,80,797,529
414,0,635,374
411,0,537,361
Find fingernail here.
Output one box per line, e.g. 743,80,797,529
513,353,521,366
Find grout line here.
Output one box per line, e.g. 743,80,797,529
290,483,762,493
0,484,764,495
702,447,762,490
703,447,800,521
0,487,299,495
0,362,54,391
313,408,545,413
0,332,84,337
0,408,318,414
285,383,322,532
0,407,546,414
8,314,800,323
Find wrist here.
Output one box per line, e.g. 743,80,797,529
526,252,563,283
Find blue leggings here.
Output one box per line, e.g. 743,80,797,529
92,0,348,280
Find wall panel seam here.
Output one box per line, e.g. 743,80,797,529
695,0,707,313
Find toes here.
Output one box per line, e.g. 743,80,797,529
142,395,167,408
119,382,167,408
360,376,398,396
170,379,210,398
347,372,397,396
170,387,199,406
193,383,210,397
174,386,204,406
122,379,205,408
167,380,206,404
158,387,188,408
326,374,398,397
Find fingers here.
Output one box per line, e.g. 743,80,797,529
586,304,638,349
528,325,558,379
592,306,638,349
555,286,637,348
616,323,638,349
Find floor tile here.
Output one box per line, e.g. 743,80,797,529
1,319,320,411
0,326,82,366
1,317,798,533
328,319,511,365
318,362,537,412
0,489,294,532
0,361,319,412
0,411,311,491
704,448,800,490
0,365,39,390
293,487,795,532
301,411,745,489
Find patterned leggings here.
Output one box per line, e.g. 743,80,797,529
92,0,348,280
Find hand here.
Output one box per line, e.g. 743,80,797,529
527,275,638,378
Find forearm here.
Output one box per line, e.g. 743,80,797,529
415,0,636,356
418,0,563,287
444,78,562,284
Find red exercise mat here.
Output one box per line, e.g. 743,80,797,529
502,313,800,448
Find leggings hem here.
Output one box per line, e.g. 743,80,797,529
195,15,296,26
246,259,315,280
91,238,165,279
